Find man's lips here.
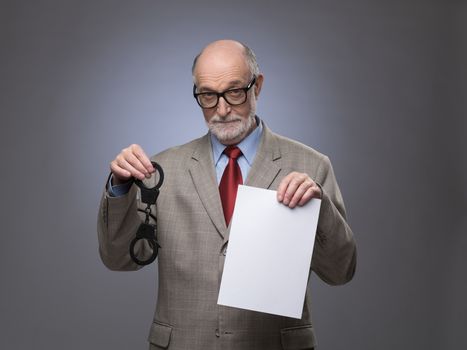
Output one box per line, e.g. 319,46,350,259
213,119,241,124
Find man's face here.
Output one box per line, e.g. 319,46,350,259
193,45,263,145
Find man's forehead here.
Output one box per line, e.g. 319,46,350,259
194,56,250,88
196,51,247,72
195,70,249,91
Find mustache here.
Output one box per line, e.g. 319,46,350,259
209,115,243,124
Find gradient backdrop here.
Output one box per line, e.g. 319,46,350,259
1,1,466,349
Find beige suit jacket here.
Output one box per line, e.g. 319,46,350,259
97,122,356,350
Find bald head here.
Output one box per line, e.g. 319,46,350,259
192,40,259,83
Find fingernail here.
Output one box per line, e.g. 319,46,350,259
145,173,151,178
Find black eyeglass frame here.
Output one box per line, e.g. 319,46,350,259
193,76,257,109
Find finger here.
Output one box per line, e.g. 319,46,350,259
131,144,154,173
110,161,132,182
276,177,288,202
298,186,319,207
277,172,296,202
116,156,146,180
123,151,151,178
282,174,307,206
288,180,313,208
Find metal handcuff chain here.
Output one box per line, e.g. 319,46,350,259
129,161,164,266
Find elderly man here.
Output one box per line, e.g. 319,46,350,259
98,39,356,350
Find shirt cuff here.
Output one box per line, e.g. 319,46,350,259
107,174,133,197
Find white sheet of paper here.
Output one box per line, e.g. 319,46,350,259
217,185,321,319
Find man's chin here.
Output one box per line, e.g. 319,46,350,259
211,130,243,144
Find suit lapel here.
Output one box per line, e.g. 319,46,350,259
244,123,282,189
189,134,227,239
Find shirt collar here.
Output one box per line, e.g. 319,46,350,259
211,116,263,166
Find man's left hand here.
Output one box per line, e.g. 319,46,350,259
277,172,322,208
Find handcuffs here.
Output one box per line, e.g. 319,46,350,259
129,161,164,266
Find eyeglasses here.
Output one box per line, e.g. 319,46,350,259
193,76,256,109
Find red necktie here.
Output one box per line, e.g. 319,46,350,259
219,146,243,226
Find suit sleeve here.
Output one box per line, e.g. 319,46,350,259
97,182,153,271
311,156,357,285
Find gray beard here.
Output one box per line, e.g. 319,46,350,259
207,111,256,144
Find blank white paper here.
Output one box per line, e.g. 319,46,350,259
217,185,321,319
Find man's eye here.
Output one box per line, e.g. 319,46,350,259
199,92,217,102
226,89,242,97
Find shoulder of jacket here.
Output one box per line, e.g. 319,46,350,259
270,130,328,162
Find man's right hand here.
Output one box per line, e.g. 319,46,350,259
110,144,155,185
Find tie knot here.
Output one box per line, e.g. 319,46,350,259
223,146,242,160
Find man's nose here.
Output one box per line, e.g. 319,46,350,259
216,96,231,117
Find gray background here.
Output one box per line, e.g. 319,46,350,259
1,0,466,349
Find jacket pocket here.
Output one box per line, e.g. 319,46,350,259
280,324,316,350
148,321,173,349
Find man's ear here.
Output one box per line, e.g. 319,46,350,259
254,74,264,99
